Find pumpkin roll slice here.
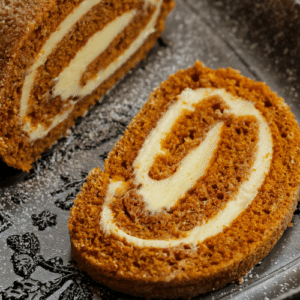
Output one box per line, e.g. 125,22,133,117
0,0,174,171
69,61,300,299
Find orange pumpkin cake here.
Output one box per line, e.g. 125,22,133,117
68,61,300,299
0,0,174,171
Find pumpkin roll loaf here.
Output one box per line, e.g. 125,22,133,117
0,0,174,171
69,62,300,299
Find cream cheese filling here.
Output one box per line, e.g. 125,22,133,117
20,0,162,141
100,88,273,248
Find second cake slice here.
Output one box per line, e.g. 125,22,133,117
69,61,300,299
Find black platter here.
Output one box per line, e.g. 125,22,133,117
1,0,300,299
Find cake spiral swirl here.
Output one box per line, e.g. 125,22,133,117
69,62,300,299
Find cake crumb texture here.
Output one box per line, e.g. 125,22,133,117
69,61,300,299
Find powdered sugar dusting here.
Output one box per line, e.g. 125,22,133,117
0,0,53,83
1,0,300,299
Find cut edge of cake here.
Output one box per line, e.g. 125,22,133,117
0,0,175,171
68,61,300,298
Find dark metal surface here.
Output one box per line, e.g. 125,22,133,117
1,0,300,299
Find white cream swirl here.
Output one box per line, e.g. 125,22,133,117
100,88,273,248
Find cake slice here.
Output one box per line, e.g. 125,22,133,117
68,61,300,299
0,0,174,171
